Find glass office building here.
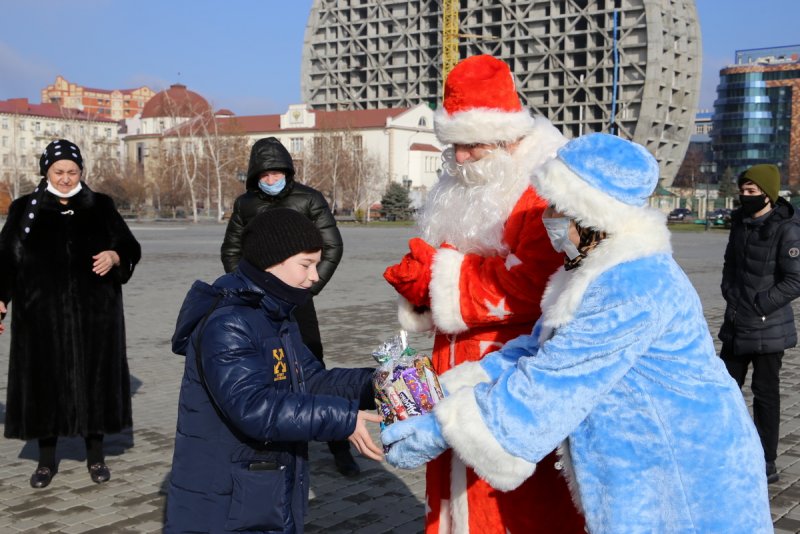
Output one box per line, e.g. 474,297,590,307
711,45,800,187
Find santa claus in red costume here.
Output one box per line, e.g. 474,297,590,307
384,55,586,534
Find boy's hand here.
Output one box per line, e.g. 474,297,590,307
348,411,384,461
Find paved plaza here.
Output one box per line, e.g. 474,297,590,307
0,223,799,532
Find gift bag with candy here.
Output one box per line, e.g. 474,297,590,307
371,331,445,430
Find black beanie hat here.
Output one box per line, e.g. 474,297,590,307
39,139,83,176
738,164,781,203
242,208,324,270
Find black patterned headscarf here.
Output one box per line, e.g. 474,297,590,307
39,139,83,176
21,140,85,241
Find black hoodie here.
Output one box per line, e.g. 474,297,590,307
221,137,342,294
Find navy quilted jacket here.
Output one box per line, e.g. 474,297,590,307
165,270,373,533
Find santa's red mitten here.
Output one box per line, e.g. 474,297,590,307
408,237,437,264
384,244,435,307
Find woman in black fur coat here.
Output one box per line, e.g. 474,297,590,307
0,139,141,489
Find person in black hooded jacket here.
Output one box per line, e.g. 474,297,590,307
220,137,360,476
719,163,800,484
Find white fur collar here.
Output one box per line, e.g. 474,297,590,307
533,155,672,329
540,223,671,329
512,117,568,178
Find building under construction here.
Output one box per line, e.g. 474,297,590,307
301,0,701,185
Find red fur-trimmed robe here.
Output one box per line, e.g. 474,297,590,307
397,187,585,534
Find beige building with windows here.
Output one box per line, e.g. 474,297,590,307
0,98,120,210
122,89,441,212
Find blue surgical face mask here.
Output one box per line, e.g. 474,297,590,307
542,217,581,260
258,176,286,196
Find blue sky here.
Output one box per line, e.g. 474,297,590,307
0,0,797,115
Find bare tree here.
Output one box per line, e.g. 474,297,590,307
151,143,187,218
675,144,706,189
197,117,250,221
348,151,387,222
157,92,212,223
301,129,380,214
93,160,150,215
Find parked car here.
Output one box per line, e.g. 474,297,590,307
707,208,732,228
667,208,693,222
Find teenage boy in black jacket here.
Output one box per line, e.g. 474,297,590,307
719,163,800,484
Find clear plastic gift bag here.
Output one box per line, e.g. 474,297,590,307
371,331,445,430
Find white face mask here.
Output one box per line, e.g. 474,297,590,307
46,181,82,199
542,217,581,260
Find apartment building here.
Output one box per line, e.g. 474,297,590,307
41,75,155,121
0,98,120,207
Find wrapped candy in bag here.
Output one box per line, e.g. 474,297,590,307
371,331,445,429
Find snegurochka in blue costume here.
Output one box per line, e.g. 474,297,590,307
383,133,773,533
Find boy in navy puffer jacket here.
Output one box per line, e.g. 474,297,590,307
166,208,382,534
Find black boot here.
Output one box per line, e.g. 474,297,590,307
330,441,360,477
766,461,779,484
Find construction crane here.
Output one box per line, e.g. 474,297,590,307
442,0,459,90
441,1,500,92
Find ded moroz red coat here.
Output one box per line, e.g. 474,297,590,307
393,131,585,534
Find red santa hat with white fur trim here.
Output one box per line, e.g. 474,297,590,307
434,55,537,145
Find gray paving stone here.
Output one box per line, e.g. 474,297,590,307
0,225,798,532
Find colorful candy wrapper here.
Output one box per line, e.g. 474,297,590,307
400,366,435,413
415,356,445,403
373,374,396,426
371,331,445,429
382,383,409,421
389,377,422,417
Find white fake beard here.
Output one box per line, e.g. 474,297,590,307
416,147,529,256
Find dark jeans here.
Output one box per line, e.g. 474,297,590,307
721,347,783,462
294,298,350,456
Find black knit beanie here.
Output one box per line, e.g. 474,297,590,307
39,139,83,176
242,208,324,270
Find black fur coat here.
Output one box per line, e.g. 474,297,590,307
0,185,141,439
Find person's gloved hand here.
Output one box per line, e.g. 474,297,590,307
383,238,437,307
381,413,447,469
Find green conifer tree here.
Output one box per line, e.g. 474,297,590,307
380,182,412,221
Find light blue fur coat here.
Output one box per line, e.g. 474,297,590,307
434,135,772,533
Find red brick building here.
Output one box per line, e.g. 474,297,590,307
41,75,156,121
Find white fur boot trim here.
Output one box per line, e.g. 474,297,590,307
556,441,585,515
451,456,469,533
